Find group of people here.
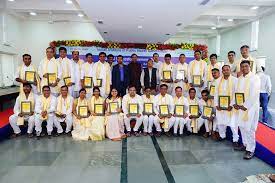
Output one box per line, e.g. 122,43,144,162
8,44,269,160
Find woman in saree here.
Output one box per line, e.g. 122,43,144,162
105,88,126,141
72,88,93,141
89,87,106,141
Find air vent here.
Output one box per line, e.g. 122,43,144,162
199,0,210,5
98,20,103,24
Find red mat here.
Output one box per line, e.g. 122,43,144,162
256,122,275,154
0,108,13,128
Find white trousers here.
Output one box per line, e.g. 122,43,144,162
124,115,144,132
55,114,73,133
218,124,239,142
155,116,175,132
9,114,35,134
174,117,189,134
35,114,57,135
144,115,161,133
240,127,256,152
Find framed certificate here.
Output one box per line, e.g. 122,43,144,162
94,104,104,116
25,71,35,84
202,106,213,119
96,79,103,87
84,77,93,88
128,103,139,116
175,105,184,117
218,96,230,110
144,103,153,115
159,105,169,117
47,73,56,85
78,106,89,118
209,85,215,99
63,77,71,86
176,70,185,80
163,71,172,80
21,101,32,115
189,105,199,117
109,102,119,114
235,93,245,106
192,75,201,87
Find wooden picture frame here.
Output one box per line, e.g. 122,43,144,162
159,104,169,117
84,77,93,88
63,77,71,86
174,105,185,117
189,105,199,118
235,93,245,106
218,96,230,110
109,102,119,114
192,75,202,87
202,106,213,119
78,106,89,118
144,103,154,115
163,71,172,80
21,101,32,115
25,71,36,84
128,103,139,116
94,104,105,116
47,73,56,85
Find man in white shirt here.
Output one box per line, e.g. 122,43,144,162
206,54,222,85
159,54,174,94
9,83,36,138
38,47,62,97
57,47,74,96
257,66,272,123
154,84,175,136
55,85,74,136
173,54,189,97
71,50,84,98
122,86,144,137
152,53,161,91
35,86,59,139
226,51,238,77
236,45,257,77
234,60,260,159
81,53,94,98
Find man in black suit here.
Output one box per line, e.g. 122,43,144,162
128,53,142,95
112,55,129,96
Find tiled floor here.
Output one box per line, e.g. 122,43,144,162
0,135,273,183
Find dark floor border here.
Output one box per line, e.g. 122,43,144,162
151,136,176,183
120,138,128,183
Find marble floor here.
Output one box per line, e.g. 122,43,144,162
0,135,273,183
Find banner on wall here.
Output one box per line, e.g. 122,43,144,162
57,46,196,67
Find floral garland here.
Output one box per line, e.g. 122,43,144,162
50,40,208,52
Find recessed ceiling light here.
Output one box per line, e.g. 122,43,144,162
138,25,143,29
103,31,108,34
227,18,233,22
211,27,216,30
78,13,84,17
29,12,37,16
176,23,182,26
98,20,104,24
8,0,15,2
66,0,73,4
250,6,259,10
165,33,170,36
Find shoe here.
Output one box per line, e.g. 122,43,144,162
36,135,40,140
243,151,254,160
48,134,52,139
179,134,184,137
149,132,154,136
126,132,131,137
203,132,209,138
165,132,171,137
41,132,46,137
186,131,192,136
143,132,148,136
134,132,140,137
173,133,178,137
28,133,34,138
66,132,72,136
155,132,161,137
10,133,21,139
233,143,246,151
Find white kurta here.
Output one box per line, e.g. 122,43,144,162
214,76,238,127
225,60,238,77
206,62,222,83
15,64,39,94
173,95,189,134
159,62,174,94
38,57,62,95
81,62,94,98
92,61,111,98
72,59,85,95
173,62,188,96
57,57,75,95
142,95,156,133
236,56,257,74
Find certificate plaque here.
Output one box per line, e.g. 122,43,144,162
159,105,169,117
78,106,88,118
163,71,172,80
192,75,201,87
176,70,185,80
47,73,56,85
235,93,245,106
128,103,139,116
25,71,35,84
144,103,153,115
202,106,213,119
189,105,199,117
109,102,119,114
175,105,184,117
96,79,103,87
63,77,71,86
21,101,32,115
209,85,215,99
218,96,230,110
84,77,93,88
94,104,104,116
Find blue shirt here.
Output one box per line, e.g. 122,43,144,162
119,66,124,82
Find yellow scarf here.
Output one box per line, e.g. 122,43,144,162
17,92,35,125
218,76,233,117
40,95,51,120
19,64,41,93
41,57,58,91
96,61,111,95
237,56,255,73
188,97,199,133
207,62,219,81
190,60,204,77
90,96,104,112
83,62,93,93
59,57,71,78
236,73,251,121
106,97,122,113
158,94,169,129
76,97,90,127
56,95,71,115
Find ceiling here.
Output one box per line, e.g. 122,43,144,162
3,0,275,43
